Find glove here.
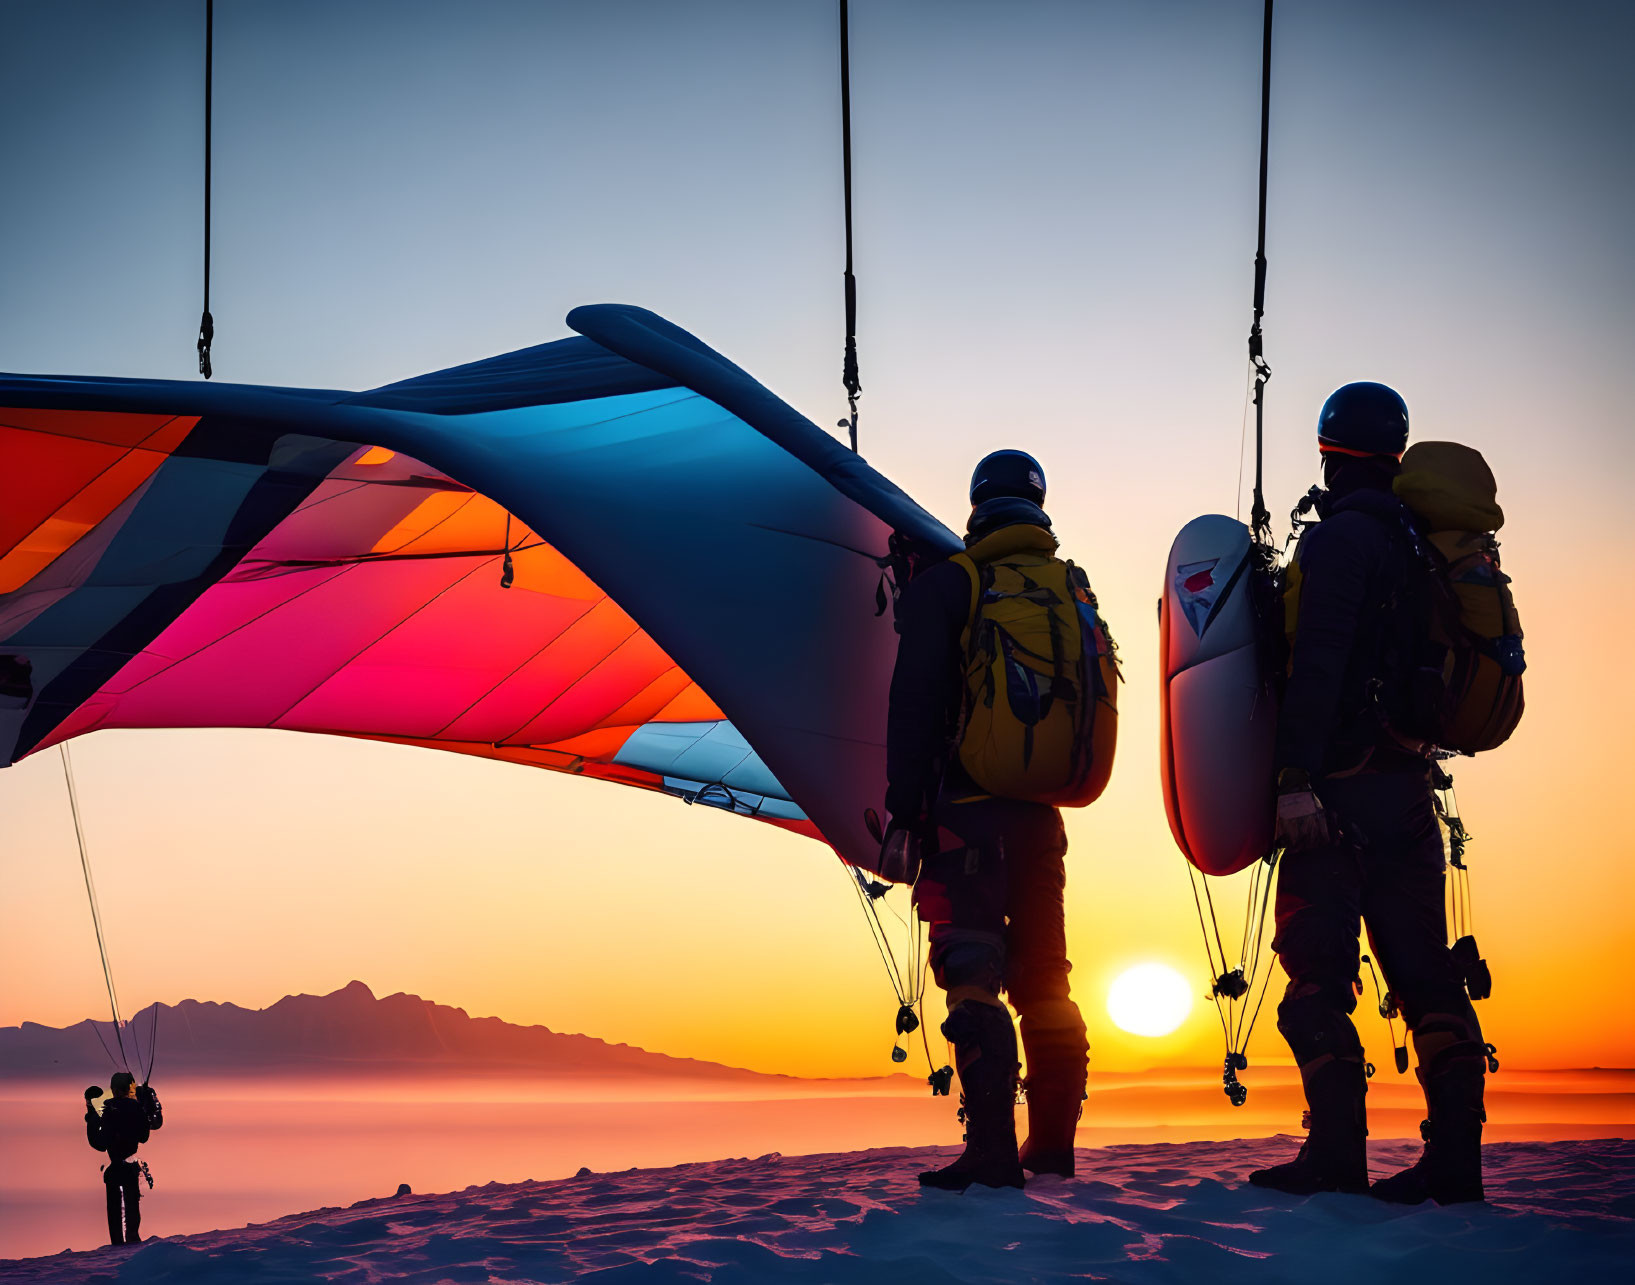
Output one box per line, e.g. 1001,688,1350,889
1274,768,1339,853
136,1082,164,1130
878,822,924,886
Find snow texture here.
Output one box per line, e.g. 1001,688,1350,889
6,1137,1630,1283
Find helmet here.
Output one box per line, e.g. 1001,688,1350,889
969,450,1046,506
1317,382,1409,459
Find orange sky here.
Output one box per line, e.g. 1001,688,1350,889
1,2,1631,1092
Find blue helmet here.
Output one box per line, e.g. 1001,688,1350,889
1317,382,1409,459
970,450,1046,506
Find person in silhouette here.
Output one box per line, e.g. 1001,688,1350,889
883,451,1092,1192
86,1071,154,1245
1250,383,1488,1204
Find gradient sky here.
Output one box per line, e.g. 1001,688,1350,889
2,0,1631,1082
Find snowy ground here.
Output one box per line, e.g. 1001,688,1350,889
6,1137,1630,1284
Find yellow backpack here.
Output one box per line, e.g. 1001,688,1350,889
1392,441,1525,753
1281,442,1525,756
951,524,1120,806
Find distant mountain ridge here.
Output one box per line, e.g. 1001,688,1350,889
0,981,788,1081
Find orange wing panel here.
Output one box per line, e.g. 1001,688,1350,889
0,412,198,591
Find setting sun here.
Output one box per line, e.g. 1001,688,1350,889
1107,963,1194,1038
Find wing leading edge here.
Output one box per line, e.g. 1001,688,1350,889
0,306,960,869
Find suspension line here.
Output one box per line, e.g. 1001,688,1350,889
1247,0,1274,542
197,0,215,379
63,746,131,1072
838,0,861,451
841,862,950,1094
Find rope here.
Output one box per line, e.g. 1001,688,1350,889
1247,0,1273,542
840,861,942,1082
500,511,515,589
846,863,906,997
1183,863,1233,1046
1179,0,1280,1109
1238,950,1278,1057
838,0,861,451
1198,863,1231,973
197,0,215,379
1229,853,1280,1053
90,1018,124,1071
62,746,131,1073
144,999,161,1084
1184,849,1281,1105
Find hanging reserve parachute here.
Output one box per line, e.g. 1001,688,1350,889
0,304,961,874
1159,515,1279,878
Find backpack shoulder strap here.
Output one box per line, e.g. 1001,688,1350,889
1324,490,1442,593
1331,488,1421,543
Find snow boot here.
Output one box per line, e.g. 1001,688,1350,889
1018,1079,1084,1177
1018,1091,1081,1177
1017,998,1089,1177
919,999,1025,1192
1372,1035,1486,1205
1250,1056,1369,1195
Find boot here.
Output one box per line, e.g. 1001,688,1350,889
919,1000,1025,1192
1017,1000,1089,1177
1250,1057,1369,1195
919,1090,1026,1192
1018,1079,1084,1177
1372,1060,1485,1205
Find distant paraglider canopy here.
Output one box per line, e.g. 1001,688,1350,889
0,305,958,873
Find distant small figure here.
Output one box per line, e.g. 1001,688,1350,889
884,451,1117,1192
1250,384,1489,1204
85,1071,163,1245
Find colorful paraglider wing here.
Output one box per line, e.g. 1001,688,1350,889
0,306,960,871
